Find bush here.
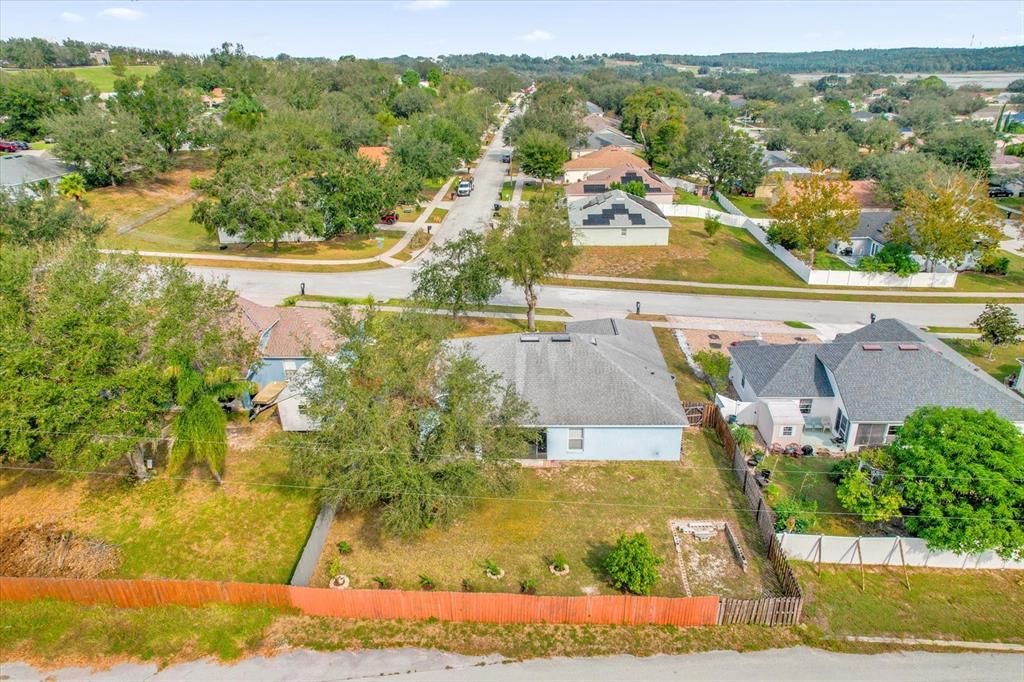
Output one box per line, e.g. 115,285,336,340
482,558,502,578
550,553,568,571
328,557,343,577
694,349,730,389
519,578,537,595
828,457,860,484
372,575,393,589
976,251,1011,275
766,224,801,250
336,540,353,555
419,574,436,591
602,532,663,595
703,215,722,237
772,496,818,533
460,578,476,592
857,242,919,277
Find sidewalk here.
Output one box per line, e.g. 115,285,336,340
294,300,570,324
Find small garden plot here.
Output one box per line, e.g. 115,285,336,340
309,430,772,599
670,520,754,597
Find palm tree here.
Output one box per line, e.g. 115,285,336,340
730,424,755,455
56,172,87,208
165,360,253,484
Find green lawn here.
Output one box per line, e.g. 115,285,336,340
797,564,1024,643
955,249,1024,293
570,218,805,287
785,321,814,329
28,141,53,151
996,196,1024,210
812,254,853,271
309,429,774,599
0,421,319,584
653,327,712,402
427,207,448,223
521,181,563,202
500,181,515,201
724,194,772,218
419,176,453,201
283,295,569,318
2,64,160,92
943,338,1024,383
673,189,723,211
759,455,881,537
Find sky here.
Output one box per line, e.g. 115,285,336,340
1,1,1021,60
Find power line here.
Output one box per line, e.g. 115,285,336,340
2,464,1022,524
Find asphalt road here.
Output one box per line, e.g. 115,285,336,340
186,103,1017,327
6,646,1023,681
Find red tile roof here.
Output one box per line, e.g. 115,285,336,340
563,146,649,171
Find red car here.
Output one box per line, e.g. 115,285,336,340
380,211,399,225
0,141,18,153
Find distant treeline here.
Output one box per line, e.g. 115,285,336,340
612,46,1024,73
0,37,179,68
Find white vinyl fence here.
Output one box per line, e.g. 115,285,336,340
777,533,1024,570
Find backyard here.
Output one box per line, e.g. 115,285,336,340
673,189,723,211
569,217,805,287
724,194,772,218
653,327,711,402
943,338,1024,383
0,419,319,584
955,249,1024,293
308,429,775,599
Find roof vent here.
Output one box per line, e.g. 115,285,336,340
520,334,540,343
610,319,619,336
551,334,572,343
898,343,919,351
861,344,882,351
590,336,598,345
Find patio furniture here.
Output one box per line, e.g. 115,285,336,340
801,444,814,457
770,442,784,454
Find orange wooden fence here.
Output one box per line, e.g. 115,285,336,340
0,577,720,627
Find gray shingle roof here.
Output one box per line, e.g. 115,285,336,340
454,319,687,427
568,189,670,230
0,154,73,188
851,210,898,242
732,319,1024,424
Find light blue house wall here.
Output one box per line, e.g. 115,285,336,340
248,357,312,388
545,426,682,462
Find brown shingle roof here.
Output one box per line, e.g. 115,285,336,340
563,146,649,171
564,164,671,197
357,146,391,167
234,298,339,358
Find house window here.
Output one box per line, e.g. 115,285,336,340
297,403,307,415
567,428,584,451
284,360,297,379
798,399,813,414
620,228,628,237
781,426,795,437
885,424,901,443
854,423,888,446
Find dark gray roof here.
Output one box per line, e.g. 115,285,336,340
581,129,643,151
761,149,811,175
733,319,1024,424
584,101,603,115
568,189,670,230
454,319,687,427
729,343,835,398
0,153,73,187
851,210,898,242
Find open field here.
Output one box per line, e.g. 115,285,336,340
1,64,160,92
307,429,775,599
0,419,319,584
725,194,772,218
570,218,805,287
759,455,881,537
944,338,1024,382
797,564,1024,643
419,176,453,201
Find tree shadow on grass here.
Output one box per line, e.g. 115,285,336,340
582,540,613,589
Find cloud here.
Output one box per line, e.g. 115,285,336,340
100,7,144,21
402,0,448,10
59,11,84,23
520,29,553,42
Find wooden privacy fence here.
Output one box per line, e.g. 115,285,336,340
683,401,804,625
0,577,720,627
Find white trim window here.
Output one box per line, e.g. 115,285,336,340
567,428,584,451
798,399,813,414
781,426,795,437
284,360,298,379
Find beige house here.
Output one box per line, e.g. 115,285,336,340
564,164,673,205
562,146,649,183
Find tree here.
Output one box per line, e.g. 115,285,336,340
0,190,105,245
391,86,435,118
973,304,1023,360
694,349,729,390
888,407,1024,559
426,67,443,89
412,230,501,317
602,532,663,595
856,152,955,208
514,129,569,189
0,70,91,140
164,360,253,484
46,106,167,187
223,93,266,131
889,173,1002,272
921,124,995,174
114,73,205,154
703,215,722,237
55,172,87,206
309,155,420,236
856,117,900,152
392,118,459,179
768,167,860,267
488,194,578,331
836,466,904,524
857,242,919,277
791,129,861,171
291,307,534,536
609,179,646,197
400,69,421,88
670,118,764,193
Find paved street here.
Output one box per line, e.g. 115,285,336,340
5,646,1022,681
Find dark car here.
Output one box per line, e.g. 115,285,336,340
989,186,1013,198
11,140,30,150
501,153,512,163
0,141,18,153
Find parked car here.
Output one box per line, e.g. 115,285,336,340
501,153,512,163
456,180,472,197
11,140,30,150
380,211,399,225
989,186,1013,198
0,141,18,153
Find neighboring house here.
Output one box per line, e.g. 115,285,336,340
201,87,225,108
235,298,338,390
564,164,673,205
726,319,1024,452
829,210,899,259
218,229,323,245
852,111,879,122
568,189,671,246
563,145,649,183
455,319,688,461
584,101,603,115
574,128,645,158
0,153,73,197
89,49,111,65
357,146,390,167
754,150,812,199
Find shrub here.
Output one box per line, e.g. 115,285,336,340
460,578,476,592
419,574,436,591
372,575,393,589
976,251,1010,275
519,578,538,595
550,553,568,571
857,242,919,277
828,456,860,484
336,540,353,555
772,496,818,533
602,532,663,595
763,482,781,504
703,215,722,237
694,349,730,389
482,558,502,578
